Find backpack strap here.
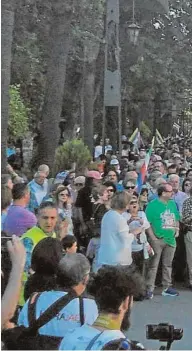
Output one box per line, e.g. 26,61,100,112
85,331,104,350
28,290,78,333
79,296,84,326
28,292,42,327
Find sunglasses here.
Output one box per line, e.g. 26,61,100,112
125,186,135,190
59,193,69,196
75,183,83,186
107,188,115,193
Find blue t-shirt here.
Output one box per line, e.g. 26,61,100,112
18,291,98,337
59,324,127,350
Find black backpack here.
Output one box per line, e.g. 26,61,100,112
2,290,85,350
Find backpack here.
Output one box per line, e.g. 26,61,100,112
85,331,145,350
2,290,85,350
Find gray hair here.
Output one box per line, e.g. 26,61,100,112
38,164,49,175
111,191,132,210
168,174,179,182
154,177,167,189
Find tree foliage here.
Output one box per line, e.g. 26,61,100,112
54,139,92,174
8,84,29,140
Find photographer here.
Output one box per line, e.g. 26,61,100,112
59,265,145,350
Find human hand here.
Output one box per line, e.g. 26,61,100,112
7,235,26,269
6,164,14,174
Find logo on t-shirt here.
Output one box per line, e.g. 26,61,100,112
160,209,176,229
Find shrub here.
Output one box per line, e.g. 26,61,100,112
8,85,30,140
54,139,92,174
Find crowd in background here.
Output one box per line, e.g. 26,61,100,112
1,135,192,349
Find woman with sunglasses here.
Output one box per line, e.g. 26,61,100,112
182,178,191,197
103,181,116,202
123,180,136,195
54,186,73,235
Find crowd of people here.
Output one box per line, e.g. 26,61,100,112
1,135,192,350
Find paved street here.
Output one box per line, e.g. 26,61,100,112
127,287,192,350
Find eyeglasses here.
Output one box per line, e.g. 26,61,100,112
75,183,83,186
107,188,115,193
125,186,135,190
59,193,69,196
184,183,191,187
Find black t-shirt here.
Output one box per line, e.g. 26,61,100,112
75,186,93,221
93,203,108,232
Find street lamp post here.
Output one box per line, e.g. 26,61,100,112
103,0,140,156
103,0,122,155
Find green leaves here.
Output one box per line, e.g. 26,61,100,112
8,84,29,139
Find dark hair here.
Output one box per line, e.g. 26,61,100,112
31,238,63,274
55,186,71,209
99,154,107,161
105,167,119,180
12,182,29,200
186,169,192,178
1,174,11,186
92,184,107,201
179,167,187,177
132,191,139,198
167,164,177,171
154,160,167,168
103,181,116,193
140,188,148,196
157,184,169,196
182,178,191,192
61,235,77,251
38,201,57,213
87,266,144,314
1,186,12,210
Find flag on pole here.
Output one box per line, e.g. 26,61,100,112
137,136,155,193
129,128,138,143
155,129,164,145
129,128,141,150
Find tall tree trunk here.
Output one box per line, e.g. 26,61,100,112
1,0,16,173
37,2,73,169
83,61,96,156
83,41,100,156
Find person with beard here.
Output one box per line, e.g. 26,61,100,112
59,266,145,350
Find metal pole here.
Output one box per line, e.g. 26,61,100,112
116,1,122,155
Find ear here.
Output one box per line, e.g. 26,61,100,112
82,274,89,286
121,296,130,313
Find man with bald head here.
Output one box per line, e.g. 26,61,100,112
168,174,188,214
28,171,48,213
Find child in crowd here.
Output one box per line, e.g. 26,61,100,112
61,235,77,254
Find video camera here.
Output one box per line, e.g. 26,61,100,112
146,323,183,350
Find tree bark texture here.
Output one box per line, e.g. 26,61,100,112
37,2,73,169
83,61,96,156
1,0,16,173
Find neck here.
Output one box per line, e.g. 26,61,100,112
13,199,26,207
116,209,124,214
72,284,84,296
93,312,122,330
159,197,168,204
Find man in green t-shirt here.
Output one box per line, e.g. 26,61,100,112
145,183,180,299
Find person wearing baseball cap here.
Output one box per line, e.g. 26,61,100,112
18,253,98,347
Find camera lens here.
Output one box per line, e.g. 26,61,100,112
173,328,183,341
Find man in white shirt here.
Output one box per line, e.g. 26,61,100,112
97,192,134,270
